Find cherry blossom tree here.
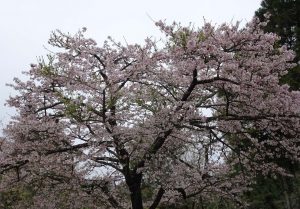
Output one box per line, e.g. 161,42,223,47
1,17,300,209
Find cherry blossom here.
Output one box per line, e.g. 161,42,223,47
1,17,299,209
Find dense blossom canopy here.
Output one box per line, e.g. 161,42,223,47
1,17,299,209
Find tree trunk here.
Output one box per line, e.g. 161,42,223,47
126,173,143,209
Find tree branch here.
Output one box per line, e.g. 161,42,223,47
149,187,165,209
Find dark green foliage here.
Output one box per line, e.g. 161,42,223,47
244,174,300,209
0,186,34,209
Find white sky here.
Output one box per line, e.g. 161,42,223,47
0,0,262,126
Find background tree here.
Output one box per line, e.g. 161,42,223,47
0,18,300,209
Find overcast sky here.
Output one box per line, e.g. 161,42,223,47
0,0,262,126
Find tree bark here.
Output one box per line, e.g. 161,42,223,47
126,173,143,209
